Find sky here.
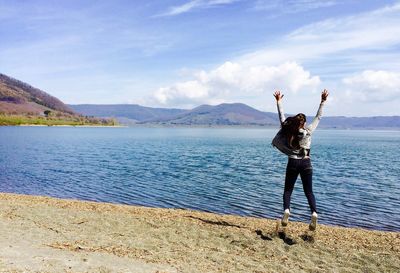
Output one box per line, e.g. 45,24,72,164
1,0,400,116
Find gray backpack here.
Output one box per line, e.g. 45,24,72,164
272,129,297,156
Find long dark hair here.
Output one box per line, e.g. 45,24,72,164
281,113,306,149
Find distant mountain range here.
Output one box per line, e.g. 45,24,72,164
69,103,400,129
69,104,187,124
70,103,278,126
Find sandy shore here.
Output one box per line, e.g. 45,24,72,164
0,193,398,273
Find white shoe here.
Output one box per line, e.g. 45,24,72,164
281,209,290,227
309,212,318,231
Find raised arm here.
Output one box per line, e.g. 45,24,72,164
273,90,285,125
307,89,329,133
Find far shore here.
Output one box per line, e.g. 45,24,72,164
126,123,400,130
2,122,400,130
0,193,399,272
15,123,399,130
17,124,127,127
0,124,126,128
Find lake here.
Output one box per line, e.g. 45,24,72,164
0,127,399,231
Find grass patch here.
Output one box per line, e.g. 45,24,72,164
0,114,118,126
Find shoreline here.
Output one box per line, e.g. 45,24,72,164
20,124,126,127
2,124,126,127
0,192,399,272
3,123,400,130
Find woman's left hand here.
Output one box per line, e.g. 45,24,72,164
321,89,329,102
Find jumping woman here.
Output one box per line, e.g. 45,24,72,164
273,89,329,231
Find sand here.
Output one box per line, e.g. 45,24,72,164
0,193,398,273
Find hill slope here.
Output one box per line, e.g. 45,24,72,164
0,73,74,115
0,73,117,126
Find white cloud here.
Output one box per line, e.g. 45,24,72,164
153,61,320,107
156,0,238,17
240,3,400,66
343,70,400,102
160,0,201,17
254,0,338,13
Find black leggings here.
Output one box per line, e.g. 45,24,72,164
283,157,317,213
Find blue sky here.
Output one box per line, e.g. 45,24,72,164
1,0,400,116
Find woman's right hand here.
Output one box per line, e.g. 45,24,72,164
273,90,284,102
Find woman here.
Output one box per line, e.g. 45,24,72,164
273,89,328,231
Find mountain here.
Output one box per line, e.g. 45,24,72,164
143,103,278,126
0,73,74,115
69,104,187,124
70,102,400,128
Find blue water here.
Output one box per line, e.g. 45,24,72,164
0,127,399,231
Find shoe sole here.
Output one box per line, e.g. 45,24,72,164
281,212,290,227
309,215,318,231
